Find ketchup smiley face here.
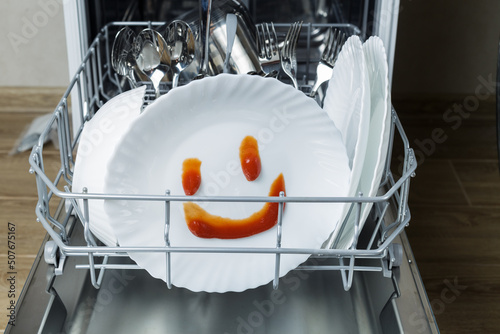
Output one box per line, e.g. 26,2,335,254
181,136,286,239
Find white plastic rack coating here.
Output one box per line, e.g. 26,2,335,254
29,22,416,293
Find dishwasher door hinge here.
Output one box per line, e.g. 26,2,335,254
44,240,67,276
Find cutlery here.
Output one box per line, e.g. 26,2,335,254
135,29,171,98
256,22,280,77
223,13,238,73
111,27,139,89
165,20,196,88
310,27,345,97
198,0,213,78
280,21,303,89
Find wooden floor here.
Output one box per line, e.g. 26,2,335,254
0,88,64,333
0,89,499,333
394,96,500,334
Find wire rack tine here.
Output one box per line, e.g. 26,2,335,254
164,189,172,288
273,191,285,290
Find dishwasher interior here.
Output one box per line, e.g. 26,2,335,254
7,1,438,333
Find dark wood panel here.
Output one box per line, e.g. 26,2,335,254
398,122,497,161
393,95,495,119
453,161,500,206
397,96,500,333
407,159,469,206
412,263,500,334
453,160,500,183
394,97,497,161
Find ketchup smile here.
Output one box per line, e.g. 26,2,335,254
183,173,286,239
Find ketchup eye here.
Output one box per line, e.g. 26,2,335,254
182,158,202,195
239,136,261,181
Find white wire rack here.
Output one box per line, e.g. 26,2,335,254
28,22,416,292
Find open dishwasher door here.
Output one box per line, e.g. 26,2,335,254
6,204,438,334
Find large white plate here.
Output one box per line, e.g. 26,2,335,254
322,36,371,249
334,36,392,249
103,74,350,292
72,86,146,246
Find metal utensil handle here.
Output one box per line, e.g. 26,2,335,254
200,0,213,75
223,13,238,73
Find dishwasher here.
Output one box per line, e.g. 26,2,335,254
6,0,439,333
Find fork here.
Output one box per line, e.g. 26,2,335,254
280,21,303,89
256,22,280,77
310,27,346,97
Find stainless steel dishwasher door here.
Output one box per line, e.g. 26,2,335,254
6,216,438,334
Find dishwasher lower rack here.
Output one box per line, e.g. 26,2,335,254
28,21,416,293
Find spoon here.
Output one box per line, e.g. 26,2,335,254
111,27,139,89
135,28,171,98
198,0,213,77
165,21,195,88
223,13,238,73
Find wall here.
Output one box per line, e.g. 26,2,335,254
392,0,500,96
0,0,69,87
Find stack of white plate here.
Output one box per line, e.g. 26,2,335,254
323,35,392,249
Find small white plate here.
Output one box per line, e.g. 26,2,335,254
322,35,371,249
72,86,146,246
103,74,350,292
